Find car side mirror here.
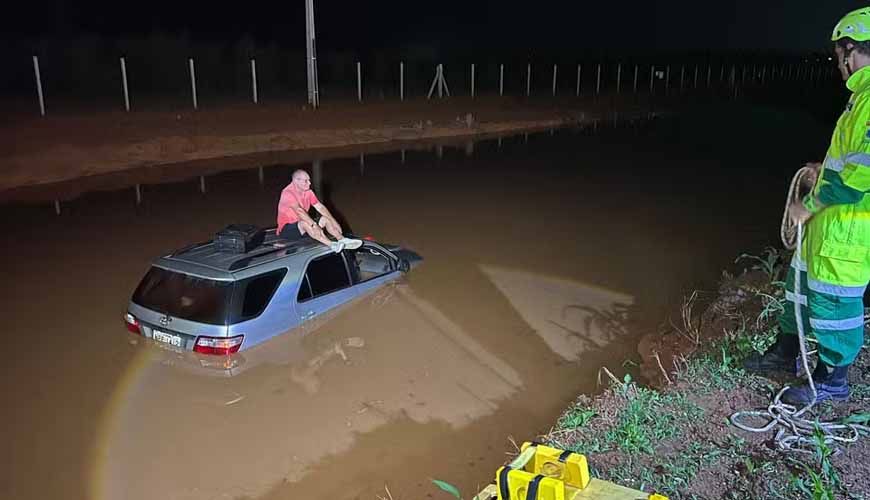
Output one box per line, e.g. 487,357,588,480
397,259,410,273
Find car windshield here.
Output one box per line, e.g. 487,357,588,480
132,267,233,325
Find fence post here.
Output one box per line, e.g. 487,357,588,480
400,61,404,101
576,64,581,96
679,65,684,91
649,64,654,93
616,63,622,93
633,64,638,93
706,65,711,88
189,58,198,110
120,57,130,111
526,63,531,96
552,64,557,96
33,56,45,116
357,61,362,102
595,63,601,95
251,58,258,104
499,64,504,96
693,65,698,88
471,63,476,98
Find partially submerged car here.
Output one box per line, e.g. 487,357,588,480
125,225,420,356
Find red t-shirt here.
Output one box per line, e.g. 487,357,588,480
277,186,320,233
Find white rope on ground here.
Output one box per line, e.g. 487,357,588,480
730,167,870,455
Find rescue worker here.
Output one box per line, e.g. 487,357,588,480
745,7,870,405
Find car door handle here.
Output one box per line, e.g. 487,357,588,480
302,311,316,319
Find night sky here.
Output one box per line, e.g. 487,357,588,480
5,1,870,52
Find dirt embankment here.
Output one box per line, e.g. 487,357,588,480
0,95,655,193
540,253,870,499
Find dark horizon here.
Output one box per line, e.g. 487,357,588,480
4,1,869,53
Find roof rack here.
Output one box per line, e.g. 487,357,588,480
166,228,322,273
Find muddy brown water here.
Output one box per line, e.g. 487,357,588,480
0,107,829,500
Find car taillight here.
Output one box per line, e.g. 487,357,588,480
362,235,375,241
124,313,141,335
194,335,244,355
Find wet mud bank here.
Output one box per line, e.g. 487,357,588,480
1,96,660,193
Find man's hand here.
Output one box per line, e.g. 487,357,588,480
319,215,341,235
788,200,813,226
801,162,821,190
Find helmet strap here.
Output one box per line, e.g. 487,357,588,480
844,47,855,76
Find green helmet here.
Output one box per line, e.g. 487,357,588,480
832,7,870,42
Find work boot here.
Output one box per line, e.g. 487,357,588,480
743,335,800,375
781,362,850,406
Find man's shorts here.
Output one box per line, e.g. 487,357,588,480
278,215,323,242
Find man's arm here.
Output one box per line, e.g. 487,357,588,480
313,202,335,219
278,188,318,228
802,98,870,214
293,205,318,226
313,203,342,231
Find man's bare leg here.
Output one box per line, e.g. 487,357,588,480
299,221,343,252
319,217,362,249
320,217,344,240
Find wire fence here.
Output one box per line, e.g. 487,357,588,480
1,35,839,116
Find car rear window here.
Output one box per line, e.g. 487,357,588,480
132,267,233,325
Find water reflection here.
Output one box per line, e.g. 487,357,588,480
480,265,633,361
97,283,524,500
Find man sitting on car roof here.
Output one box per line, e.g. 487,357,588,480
277,169,362,253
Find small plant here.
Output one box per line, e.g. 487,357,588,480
672,291,702,345
753,289,786,330
600,376,701,455
791,426,841,500
431,479,462,500
736,247,786,281
558,407,597,429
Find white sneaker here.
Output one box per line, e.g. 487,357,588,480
339,238,363,250
330,241,345,254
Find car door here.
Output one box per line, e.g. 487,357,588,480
294,251,357,323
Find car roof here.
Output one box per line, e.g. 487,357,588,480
154,228,324,281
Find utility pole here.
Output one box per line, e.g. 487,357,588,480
304,0,320,108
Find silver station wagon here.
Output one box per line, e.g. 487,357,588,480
125,225,419,356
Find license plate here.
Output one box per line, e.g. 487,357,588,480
153,330,183,347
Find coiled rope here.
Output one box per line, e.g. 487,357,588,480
779,165,815,251
731,166,869,455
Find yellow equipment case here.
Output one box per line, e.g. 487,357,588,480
472,442,668,500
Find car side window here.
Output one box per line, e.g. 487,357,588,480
239,269,287,320
297,274,312,302
348,247,394,284
298,253,351,301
